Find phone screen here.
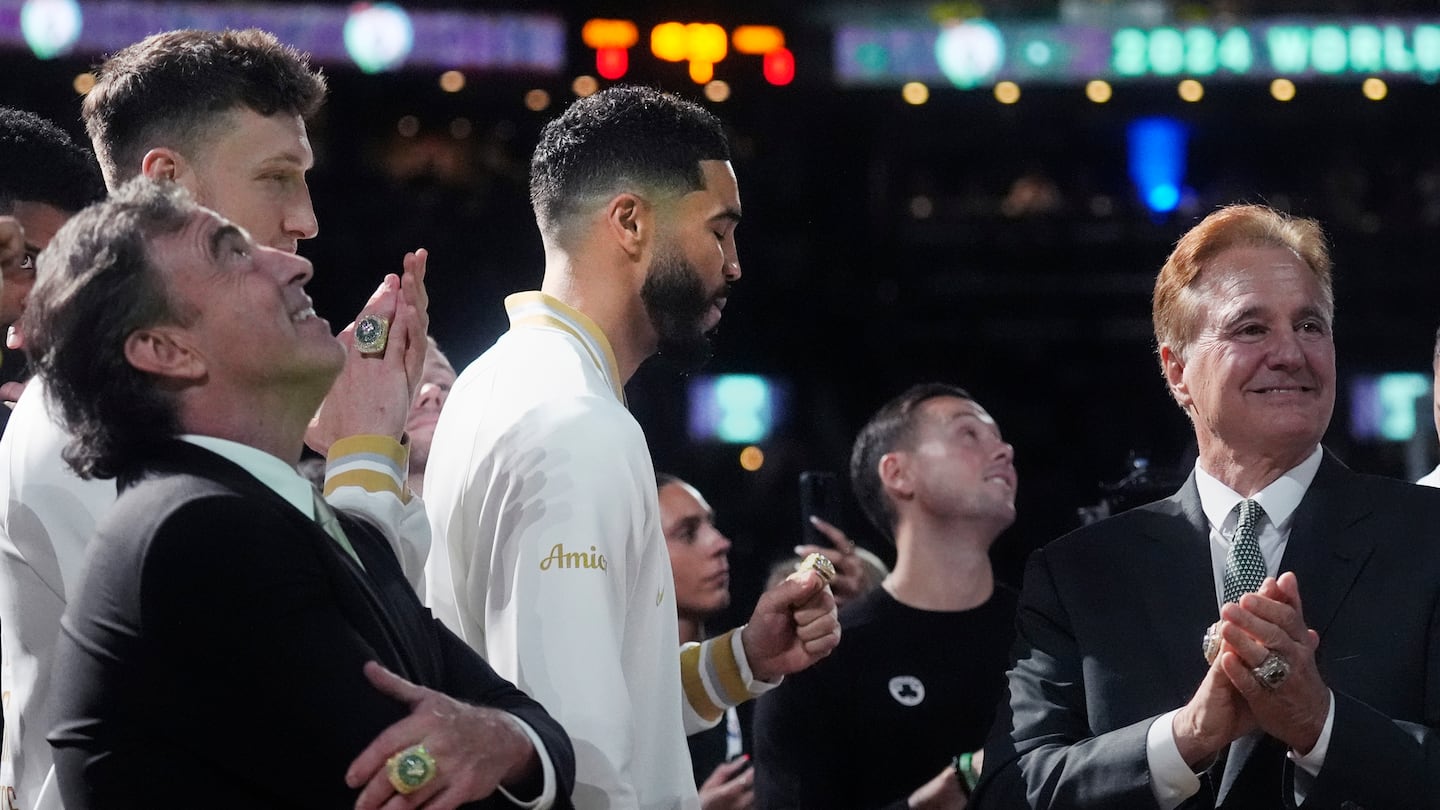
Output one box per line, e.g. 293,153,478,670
798,470,842,547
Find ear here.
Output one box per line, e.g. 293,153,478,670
1160,344,1192,408
124,326,206,382
877,451,913,504
140,148,184,184
603,192,651,260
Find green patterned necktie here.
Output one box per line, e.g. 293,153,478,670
1222,499,1266,603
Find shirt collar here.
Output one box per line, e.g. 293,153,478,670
1194,445,1323,533
180,434,316,520
504,291,626,405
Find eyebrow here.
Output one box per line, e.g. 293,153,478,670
711,208,742,226
668,515,704,538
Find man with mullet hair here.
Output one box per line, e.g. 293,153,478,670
424,85,840,808
0,29,432,810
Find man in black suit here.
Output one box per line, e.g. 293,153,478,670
975,204,1440,810
30,177,575,809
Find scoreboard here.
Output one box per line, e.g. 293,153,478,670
835,19,1440,87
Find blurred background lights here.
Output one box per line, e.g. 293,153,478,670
738,446,765,472
934,19,1004,89
524,88,552,111
1086,79,1113,103
1023,39,1052,67
651,22,728,84
439,70,465,92
572,75,599,97
732,25,783,54
72,70,95,95
396,115,420,137
20,0,82,59
1127,117,1190,215
1178,79,1204,102
1363,77,1388,100
994,80,1020,104
344,2,414,74
687,374,778,443
448,117,471,139
763,48,795,86
582,18,639,80
1270,77,1297,101
703,80,731,102
902,81,930,105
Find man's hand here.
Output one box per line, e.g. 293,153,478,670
908,764,967,810
347,661,538,810
1219,573,1329,754
741,569,841,683
0,380,24,411
1172,647,1258,768
306,250,428,454
699,756,754,810
794,516,872,608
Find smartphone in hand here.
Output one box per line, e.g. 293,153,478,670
798,470,842,547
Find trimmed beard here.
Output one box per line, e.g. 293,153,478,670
640,244,722,373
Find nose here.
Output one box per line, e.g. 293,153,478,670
285,182,319,242
993,439,1015,463
414,381,446,411
1267,328,1305,369
723,254,741,283
264,246,314,287
706,526,732,556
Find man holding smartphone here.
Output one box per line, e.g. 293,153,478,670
754,383,1020,809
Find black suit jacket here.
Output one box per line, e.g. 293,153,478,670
49,440,575,809
974,452,1440,810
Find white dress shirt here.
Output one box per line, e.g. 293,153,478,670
1146,446,1336,809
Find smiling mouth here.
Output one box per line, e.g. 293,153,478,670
1252,386,1315,394
290,306,317,323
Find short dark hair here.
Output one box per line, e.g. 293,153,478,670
656,471,681,491
529,85,729,240
849,383,973,542
26,177,196,480
82,28,327,188
0,107,105,213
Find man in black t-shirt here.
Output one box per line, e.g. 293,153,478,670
754,383,1020,810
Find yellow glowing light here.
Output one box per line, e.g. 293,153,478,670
1178,79,1204,102
739,445,765,472
1362,77,1387,100
902,81,930,105
704,80,731,102
572,75,599,97
687,23,727,63
689,61,715,83
994,81,1020,104
72,71,95,95
732,25,784,55
524,88,552,111
1270,78,1296,102
651,22,688,62
1085,79,1112,103
582,18,639,49
439,70,465,93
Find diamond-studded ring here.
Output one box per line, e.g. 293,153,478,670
1252,652,1291,690
355,314,390,355
386,743,436,795
798,552,837,585
1202,621,1223,665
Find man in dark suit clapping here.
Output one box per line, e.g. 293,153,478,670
976,204,1440,810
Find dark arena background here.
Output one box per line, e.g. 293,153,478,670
6,0,1440,626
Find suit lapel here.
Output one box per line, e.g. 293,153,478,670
1277,451,1375,638
1136,471,1221,708
129,441,415,676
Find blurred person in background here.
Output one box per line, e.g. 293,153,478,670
755,383,1019,810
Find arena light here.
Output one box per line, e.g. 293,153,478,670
20,0,83,59
583,19,639,80
344,2,414,73
651,22,729,84
1127,117,1189,215
763,48,795,85
733,25,784,55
